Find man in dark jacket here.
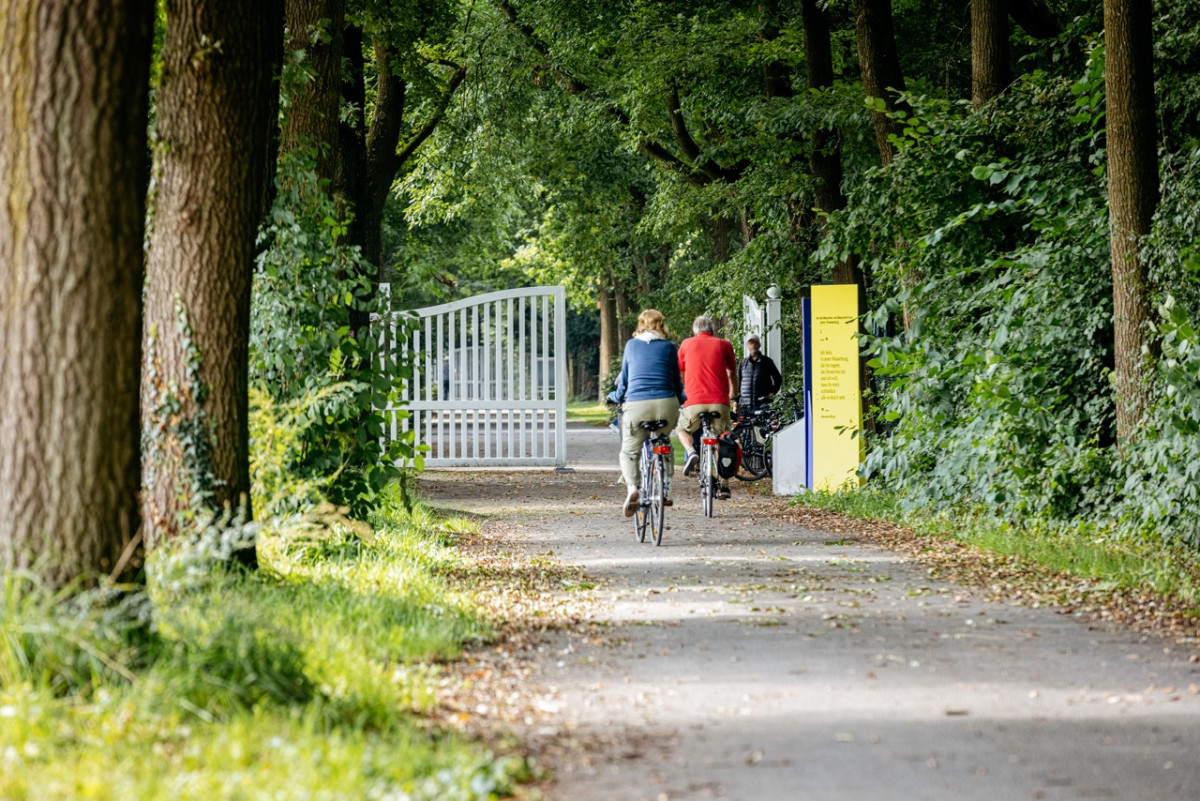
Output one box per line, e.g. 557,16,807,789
737,335,782,414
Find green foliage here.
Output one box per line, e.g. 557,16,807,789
825,65,1115,519
0,574,151,697
1120,150,1200,543
253,149,421,517
0,491,518,800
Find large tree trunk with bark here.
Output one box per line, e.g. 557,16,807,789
0,1,154,588
614,279,633,343
142,0,284,557
597,278,618,401
1105,0,1160,445
853,0,910,165
282,0,347,186
971,0,1011,108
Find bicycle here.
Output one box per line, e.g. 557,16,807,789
691,410,723,518
730,389,803,481
633,418,672,546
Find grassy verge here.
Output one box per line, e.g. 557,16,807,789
785,487,1200,637
0,488,528,800
565,401,610,426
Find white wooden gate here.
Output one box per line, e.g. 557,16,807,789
381,286,567,468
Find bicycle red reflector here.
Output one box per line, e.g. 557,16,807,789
653,445,672,454
701,437,718,445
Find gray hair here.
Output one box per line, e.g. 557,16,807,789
692,315,716,335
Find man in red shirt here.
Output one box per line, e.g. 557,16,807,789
676,315,737,498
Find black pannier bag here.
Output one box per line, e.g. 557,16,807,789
716,433,741,479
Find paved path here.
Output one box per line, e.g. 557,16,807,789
422,422,1200,801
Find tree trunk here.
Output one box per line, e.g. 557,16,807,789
853,0,910,165
597,278,617,401
803,0,860,288
705,214,737,264
0,1,154,588
614,279,633,343
971,0,1010,108
1105,0,1159,445
282,0,347,185
142,0,284,557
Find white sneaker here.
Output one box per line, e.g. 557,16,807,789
623,487,640,517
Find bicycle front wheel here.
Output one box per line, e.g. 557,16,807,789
648,455,666,546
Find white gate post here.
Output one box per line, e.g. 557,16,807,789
765,284,782,367
554,287,567,468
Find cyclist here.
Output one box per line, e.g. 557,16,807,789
675,315,737,499
737,334,782,414
606,309,685,517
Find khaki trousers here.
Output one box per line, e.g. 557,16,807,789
619,397,680,489
676,403,731,453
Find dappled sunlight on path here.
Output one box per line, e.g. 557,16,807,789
421,425,1200,801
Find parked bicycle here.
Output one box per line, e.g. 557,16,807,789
632,418,672,545
729,389,803,481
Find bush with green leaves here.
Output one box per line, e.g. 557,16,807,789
252,148,421,517
822,60,1116,520
1117,149,1200,545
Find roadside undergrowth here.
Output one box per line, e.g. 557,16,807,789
779,489,1200,644
0,484,532,800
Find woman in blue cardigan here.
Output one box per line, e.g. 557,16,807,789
606,309,685,516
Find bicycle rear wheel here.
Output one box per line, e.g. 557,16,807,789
648,455,666,546
700,445,715,518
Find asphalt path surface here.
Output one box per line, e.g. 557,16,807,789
421,421,1200,801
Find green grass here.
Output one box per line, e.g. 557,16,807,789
789,486,1200,604
565,401,611,426
0,487,525,800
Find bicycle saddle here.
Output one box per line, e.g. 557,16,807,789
638,419,669,431
697,411,722,423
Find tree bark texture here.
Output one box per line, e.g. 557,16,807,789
853,0,910,165
971,0,1011,108
597,279,617,401
614,279,633,343
802,0,862,289
0,1,154,587
142,0,284,551
281,0,347,187
1105,0,1159,445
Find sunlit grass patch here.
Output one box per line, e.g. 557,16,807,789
565,401,611,426
0,489,523,800
788,485,902,520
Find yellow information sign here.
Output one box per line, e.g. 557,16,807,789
810,284,863,491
